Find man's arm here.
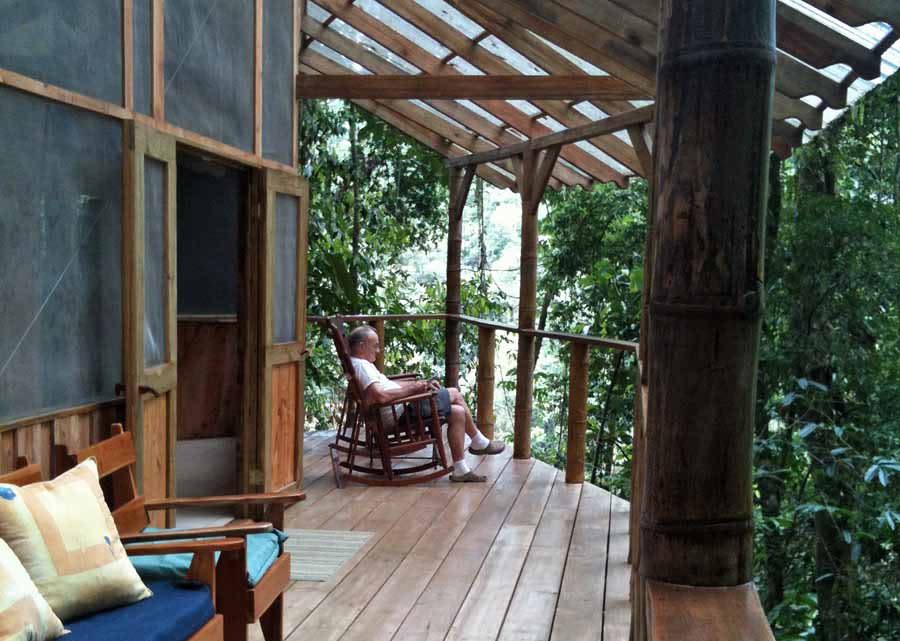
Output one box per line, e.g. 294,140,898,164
364,379,431,406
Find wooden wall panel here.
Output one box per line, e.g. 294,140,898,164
271,362,298,491
142,394,169,527
0,402,123,480
177,320,241,440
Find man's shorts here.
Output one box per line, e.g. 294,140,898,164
406,387,451,422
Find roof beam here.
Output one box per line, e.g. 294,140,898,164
447,105,654,168
295,74,649,100
323,0,639,177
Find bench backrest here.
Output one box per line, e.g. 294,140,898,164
0,457,43,485
75,423,149,535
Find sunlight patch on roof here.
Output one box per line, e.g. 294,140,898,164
324,16,422,74
308,41,370,74
415,0,484,40
306,1,330,23
457,100,506,127
355,0,451,59
507,100,541,117
534,33,609,76
448,57,484,76
574,140,633,177
479,35,547,75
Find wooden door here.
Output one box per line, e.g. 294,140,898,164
249,170,308,493
123,123,177,526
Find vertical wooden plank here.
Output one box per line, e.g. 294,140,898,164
0,431,15,473
254,0,264,157
565,342,589,484
152,0,164,120
123,0,134,111
143,394,168,527
476,327,496,439
259,176,276,492
271,362,298,490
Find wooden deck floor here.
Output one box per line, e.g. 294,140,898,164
253,430,631,641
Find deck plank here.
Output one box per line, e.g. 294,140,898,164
390,458,536,641
603,494,632,641
497,474,582,641
339,450,513,641
252,432,632,641
444,462,557,641
550,482,613,641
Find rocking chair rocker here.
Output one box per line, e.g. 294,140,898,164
322,316,451,486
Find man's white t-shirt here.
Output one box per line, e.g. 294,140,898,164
351,357,403,425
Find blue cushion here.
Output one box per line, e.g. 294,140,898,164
65,581,214,641
131,528,288,588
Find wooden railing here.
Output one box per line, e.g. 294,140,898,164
308,313,637,485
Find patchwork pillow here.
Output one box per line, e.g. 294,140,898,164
0,538,65,641
0,458,151,622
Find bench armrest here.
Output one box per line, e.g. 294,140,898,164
144,491,305,511
120,522,273,544
125,537,245,556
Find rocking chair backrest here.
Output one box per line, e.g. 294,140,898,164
324,316,370,413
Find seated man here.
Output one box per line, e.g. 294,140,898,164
348,325,505,482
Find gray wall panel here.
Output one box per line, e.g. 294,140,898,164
0,87,123,422
263,0,294,165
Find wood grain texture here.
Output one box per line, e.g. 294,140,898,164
142,394,169,527
646,581,774,641
271,362,299,491
565,342,590,483
177,320,241,439
476,327,496,439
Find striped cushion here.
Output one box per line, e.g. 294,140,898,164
0,538,65,641
0,459,151,622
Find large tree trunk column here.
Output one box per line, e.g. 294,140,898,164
641,0,776,586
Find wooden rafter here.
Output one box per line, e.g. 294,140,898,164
300,15,590,188
447,105,654,168
803,0,900,29
295,74,649,100
313,0,639,179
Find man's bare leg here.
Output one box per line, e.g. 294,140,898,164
446,405,467,464
447,387,505,455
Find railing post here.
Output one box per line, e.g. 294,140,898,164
476,326,495,439
373,318,385,372
565,342,590,483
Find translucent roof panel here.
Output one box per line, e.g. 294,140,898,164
479,35,547,75
306,1,330,23
782,0,887,49
415,0,484,40
457,100,505,127
574,140,633,177
411,99,478,134
355,0,451,59
535,33,609,76
448,57,484,76
308,41,371,74
573,103,608,121
507,100,541,117
326,16,422,74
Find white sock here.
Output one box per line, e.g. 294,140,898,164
470,431,490,450
453,459,471,476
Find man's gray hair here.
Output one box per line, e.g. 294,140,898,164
348,325,376,352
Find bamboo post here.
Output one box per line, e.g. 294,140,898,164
372,319,385,372
445,166,475,388
565,342,589,483
513,146,560,459
640,0,776,590
476,326,496,439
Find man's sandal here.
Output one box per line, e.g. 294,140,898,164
468,440,506,456
450,470,487,483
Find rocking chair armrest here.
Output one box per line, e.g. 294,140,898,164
124,537,245,556
144,491,306,511
372,390,436,407
386,372,419,380
120,522,274,544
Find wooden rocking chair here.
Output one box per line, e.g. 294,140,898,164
72,425,305,641
322,316,451,486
